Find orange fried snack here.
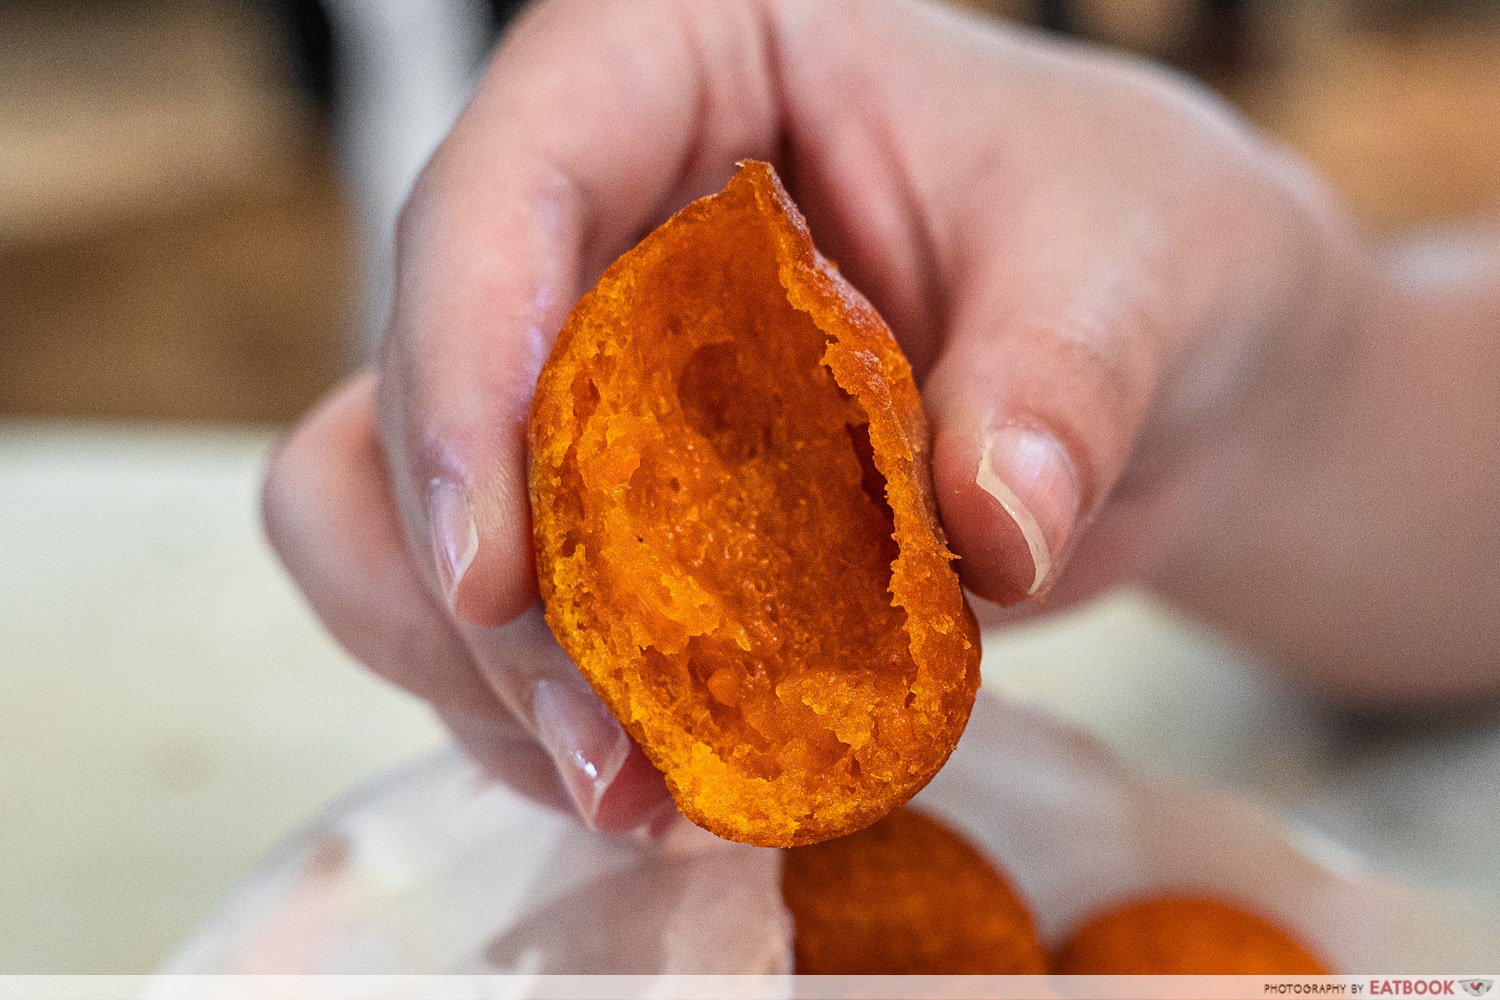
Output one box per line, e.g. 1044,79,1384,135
528,161,980,847
781,806,1047,974
1053,895,1330,974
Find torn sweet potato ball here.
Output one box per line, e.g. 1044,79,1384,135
528,160,980,847
782,807,1047,974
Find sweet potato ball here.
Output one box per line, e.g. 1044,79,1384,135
781,806,1047,974
1053,895,1330,974
528,161,980,847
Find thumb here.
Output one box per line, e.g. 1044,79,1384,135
923,242,1171,607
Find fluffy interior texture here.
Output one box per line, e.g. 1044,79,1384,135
530,162,979,846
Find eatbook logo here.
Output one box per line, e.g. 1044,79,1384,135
1461,982,1493,997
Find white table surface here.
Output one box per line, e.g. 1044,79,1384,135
3,420,1497,972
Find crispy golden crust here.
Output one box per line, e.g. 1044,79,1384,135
1054,895,1330,974
528,161,980,846
782,807,1047,974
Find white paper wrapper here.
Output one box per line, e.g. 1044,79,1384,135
163,692,1496,977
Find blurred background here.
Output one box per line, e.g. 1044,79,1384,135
6,0,1499,425
3,0,1498,975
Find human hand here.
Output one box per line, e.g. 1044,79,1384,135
264,0,1480,835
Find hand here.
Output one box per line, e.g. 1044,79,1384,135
262,0,1498,835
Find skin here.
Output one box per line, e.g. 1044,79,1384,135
261,0,1500,833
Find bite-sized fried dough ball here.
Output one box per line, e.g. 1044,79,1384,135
529,161,980,847
1053,895,1330,974
781,806,1047,974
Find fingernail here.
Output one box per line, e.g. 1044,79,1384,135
531,679,631,828
976,424,1081,597
428,477,477,610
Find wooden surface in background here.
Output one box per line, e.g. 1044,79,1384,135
1,1,1496,423
0,1,355,424
0,168,352,423
1238,12,1500,229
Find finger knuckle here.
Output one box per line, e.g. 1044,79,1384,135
1049,309,1161,423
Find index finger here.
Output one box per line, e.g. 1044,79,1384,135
376,0,781,626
